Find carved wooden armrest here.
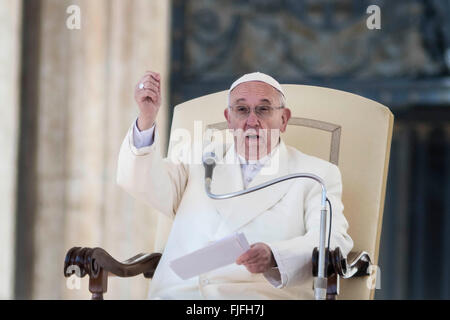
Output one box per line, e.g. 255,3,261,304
63,247,162,300
312,247,372,300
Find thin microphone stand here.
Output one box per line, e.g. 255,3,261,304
205,172,329,300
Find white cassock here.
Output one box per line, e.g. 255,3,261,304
117,122,353,299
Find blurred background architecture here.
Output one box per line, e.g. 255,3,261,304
1,0,449,299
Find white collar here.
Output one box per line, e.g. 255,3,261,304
236,142,280,167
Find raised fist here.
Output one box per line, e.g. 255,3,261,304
134,71,161,130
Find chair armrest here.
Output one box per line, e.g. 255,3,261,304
334,249,372,279
312,247,372,299
312,247,372,278
64,247,162,299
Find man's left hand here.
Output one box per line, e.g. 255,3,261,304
236,242,277,273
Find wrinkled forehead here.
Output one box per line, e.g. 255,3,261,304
228,81,280,105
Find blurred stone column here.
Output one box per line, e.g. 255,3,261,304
0,0,22,299
21,0,171,299
101,0,172,300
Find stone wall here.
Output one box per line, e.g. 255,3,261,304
0,0,22,300
14,0,171,299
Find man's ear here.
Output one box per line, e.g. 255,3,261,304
224,108,230,123
280,108,291,133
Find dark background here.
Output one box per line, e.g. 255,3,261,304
169,0,450,299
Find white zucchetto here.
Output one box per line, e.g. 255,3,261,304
228,72,285,97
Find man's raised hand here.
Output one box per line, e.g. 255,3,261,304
135,71,161,130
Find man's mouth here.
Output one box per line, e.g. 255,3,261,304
244,129,260,140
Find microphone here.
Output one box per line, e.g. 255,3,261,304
202,152,217,185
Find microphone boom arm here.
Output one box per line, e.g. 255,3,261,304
205,172,329,300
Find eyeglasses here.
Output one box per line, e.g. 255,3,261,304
229,105,284,120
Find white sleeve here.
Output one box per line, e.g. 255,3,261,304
133,119,155,148
117,122,189,219
263,267,283,288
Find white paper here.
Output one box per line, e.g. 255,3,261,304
170,232,251,280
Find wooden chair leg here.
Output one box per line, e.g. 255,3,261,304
326,273,339,300
89,268,108,300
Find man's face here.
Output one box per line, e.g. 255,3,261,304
224,81,291,160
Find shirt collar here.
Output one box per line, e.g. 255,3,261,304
236,141,281,167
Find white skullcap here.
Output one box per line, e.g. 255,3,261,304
229,72,285,97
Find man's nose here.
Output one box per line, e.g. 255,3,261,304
246,110,260,126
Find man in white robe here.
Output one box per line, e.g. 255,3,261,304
117,71,353,299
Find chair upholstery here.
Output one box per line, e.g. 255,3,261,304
157,84,394,300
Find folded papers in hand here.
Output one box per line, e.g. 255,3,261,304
170,232,250,280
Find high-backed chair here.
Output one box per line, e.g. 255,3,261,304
64,85,394,300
